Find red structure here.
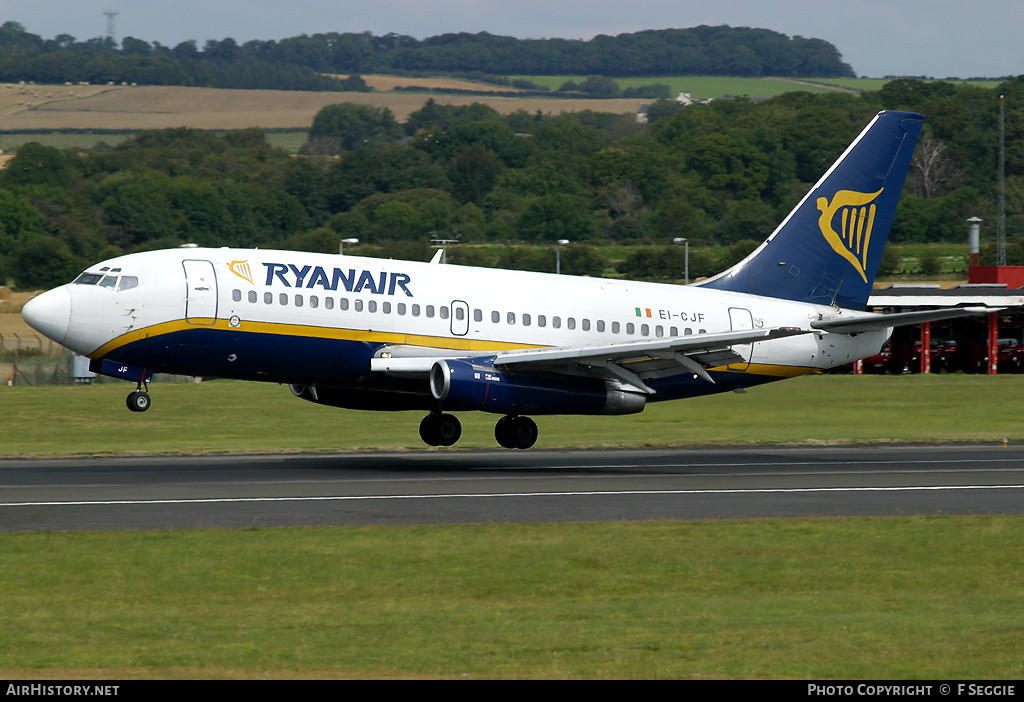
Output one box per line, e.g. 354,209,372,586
853,279,1024,375
968,266,1024,288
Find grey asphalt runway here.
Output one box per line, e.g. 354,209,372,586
2,444,1023,532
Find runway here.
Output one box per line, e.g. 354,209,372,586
2,444,1024,532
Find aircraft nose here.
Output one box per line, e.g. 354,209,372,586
21,287,72,344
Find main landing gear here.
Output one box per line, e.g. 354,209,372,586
419,412,461,446
418,412,538,449
126,380,151,413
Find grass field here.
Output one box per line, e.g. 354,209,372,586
3,375,1023,678
1,517,1022,678
1,374,1021,457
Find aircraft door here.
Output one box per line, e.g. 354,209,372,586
728,307,754,371
183,259,218,325
450,300,470,336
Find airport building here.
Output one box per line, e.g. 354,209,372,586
857,268,1024,374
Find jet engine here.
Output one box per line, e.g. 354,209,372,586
429,359,646,416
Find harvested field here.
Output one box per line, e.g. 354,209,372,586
1,82,645,131
0,82,119,119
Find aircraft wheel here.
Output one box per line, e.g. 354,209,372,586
495,415,537,450
126,391,151,413
420,413,461,447
435,413,461,446
494,415,516,449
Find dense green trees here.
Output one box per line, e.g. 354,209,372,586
1,77,1022,288
0,22,853,91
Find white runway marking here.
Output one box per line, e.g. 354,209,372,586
3,483,1024,508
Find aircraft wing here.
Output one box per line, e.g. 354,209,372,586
491,326,809,393
371,327,810,393
812,306,998,334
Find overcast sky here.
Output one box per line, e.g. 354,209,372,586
2,0,1021,79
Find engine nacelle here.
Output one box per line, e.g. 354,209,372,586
429,359,646,416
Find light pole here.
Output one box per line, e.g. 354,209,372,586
673,237,689,284
556,239,570,274
339,237,359,255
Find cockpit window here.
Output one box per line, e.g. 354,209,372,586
73,272,104,285
72,271,139,290
117,276,139,291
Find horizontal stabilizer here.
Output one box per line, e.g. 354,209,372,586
812,306,998,334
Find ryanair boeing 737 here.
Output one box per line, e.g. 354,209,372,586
21,111,992,449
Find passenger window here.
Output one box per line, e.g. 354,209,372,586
368,300,377,313
264,292,273,304
538,315,546,328
412,304,420,316
684,328,692,335
641,324,649,336
248,291,257,304
670,326,678,336
295,294,304,307
582,319,591,331
491,311,500,323
553,317,561,329
310,296,319,309
340,298,349,311
355,299,363,312
626,323,635,334
507,312,515,325
612,322,620,333
279,293,288,305
699,329,707,334
398,303,406,315
232,289,242,302
325,298,334,310
474,309,483,323
596,320,605,332
455,306,464,320
523,313,531,327
382,302,391,314
656,325,664,337
426,305,435,318
118,276,139,291
567,318,576,330
440,306,449,320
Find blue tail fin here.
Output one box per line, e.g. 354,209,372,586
699,110,923,310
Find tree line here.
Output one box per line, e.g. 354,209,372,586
2,76,1023,289
0,21,853,91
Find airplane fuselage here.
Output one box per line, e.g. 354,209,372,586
29,246,888,407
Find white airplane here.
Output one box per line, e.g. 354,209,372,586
22,110,992,449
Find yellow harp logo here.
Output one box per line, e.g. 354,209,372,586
816,188,884,283
227,260,253,284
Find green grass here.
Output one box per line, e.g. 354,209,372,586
510,75,1006,100
1,518,1022,678
1,374,1021,457
512,75,839,100
4,375,1024,679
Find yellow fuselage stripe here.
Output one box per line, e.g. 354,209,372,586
91,318,819,380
